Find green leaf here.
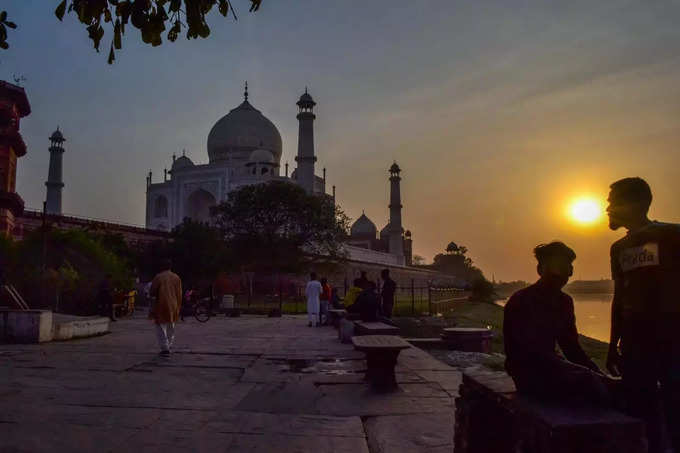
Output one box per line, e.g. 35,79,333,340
108,43,115,64
87,24,105,52
218,0,229,17
0,11,6,22
0,41,8,50
5,21,16,29
113,19,122,49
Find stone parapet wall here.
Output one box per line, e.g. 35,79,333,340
13,210,168,246
454,370,647,453
344,244,403,266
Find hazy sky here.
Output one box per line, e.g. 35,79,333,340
3,1,680,281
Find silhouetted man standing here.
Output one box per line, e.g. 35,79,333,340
355,271,370,290
306,272,322,327
606,177,680,453
504,242,606,403
380,268,396,318
97,274,116,322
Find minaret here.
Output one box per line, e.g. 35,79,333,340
45,128,66,215
388,162,404,260
295,88,317,194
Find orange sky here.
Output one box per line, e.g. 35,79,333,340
7,1,680,281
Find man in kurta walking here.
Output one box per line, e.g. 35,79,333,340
149,260,182,356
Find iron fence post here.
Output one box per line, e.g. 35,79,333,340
428,286,432,316
411,279,415,316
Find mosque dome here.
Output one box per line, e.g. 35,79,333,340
248,148,276,165
351,213,378,238
172,155,194,171
207,98,282,165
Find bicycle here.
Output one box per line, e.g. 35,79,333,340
193,298,213,323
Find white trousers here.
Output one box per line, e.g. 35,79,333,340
307,299,320,326
155,323,175,352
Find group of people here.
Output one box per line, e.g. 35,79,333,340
131,176,680,452
304,268,397,326
304,273,340,327
504,177,680,453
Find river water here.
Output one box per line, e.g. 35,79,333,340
497,293,613,343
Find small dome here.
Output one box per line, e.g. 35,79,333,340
172,155,194,171
248,148,275,164
389,162,401,174
351,213,377,238
50,128,65,142
380,222,404,239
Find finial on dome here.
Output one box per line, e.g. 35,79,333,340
244,81,249,101
182,149,186,157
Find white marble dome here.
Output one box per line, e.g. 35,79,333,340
207,99,282,165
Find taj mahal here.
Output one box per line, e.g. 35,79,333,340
144,83,412,266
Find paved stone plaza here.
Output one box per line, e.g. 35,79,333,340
0,314,461,452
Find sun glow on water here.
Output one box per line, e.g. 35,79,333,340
568,197,603,225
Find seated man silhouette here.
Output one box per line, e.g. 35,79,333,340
347,281,380,322
504,242,608,404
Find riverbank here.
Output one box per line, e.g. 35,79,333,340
396,301,610,369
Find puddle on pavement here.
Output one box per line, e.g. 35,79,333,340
269,358,363,375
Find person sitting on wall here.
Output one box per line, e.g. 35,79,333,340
344,282,363,308
348,281,380,322
503,242,609,404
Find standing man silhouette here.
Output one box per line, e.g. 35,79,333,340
305,272,322,327
380,268,396,318
606,177,680,453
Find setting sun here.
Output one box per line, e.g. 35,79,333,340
568,197,603,225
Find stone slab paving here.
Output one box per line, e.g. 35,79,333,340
0,315,460,452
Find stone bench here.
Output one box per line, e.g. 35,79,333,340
354,321,400,336
454,370,646,453
327,308,347,327
441,327,493,353
352,335,411,391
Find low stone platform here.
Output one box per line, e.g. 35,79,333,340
52,314,110,341
441,327,493,353
454,369,646,453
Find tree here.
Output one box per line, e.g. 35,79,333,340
169,218,227,288
412,254,425,266
1,0,262,63
212,181,349,273
1,228,134,314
